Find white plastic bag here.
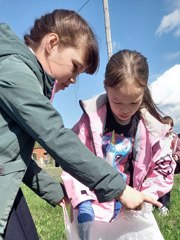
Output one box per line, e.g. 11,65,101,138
62,203,164,240
62,203,80,240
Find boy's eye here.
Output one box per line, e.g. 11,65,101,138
73,63,78,71
73,63,82,75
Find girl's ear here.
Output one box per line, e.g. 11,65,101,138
46,33,59,54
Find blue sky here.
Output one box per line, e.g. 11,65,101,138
0,0,180,131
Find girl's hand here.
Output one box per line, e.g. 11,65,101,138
173,154,179,161
117,185,162,210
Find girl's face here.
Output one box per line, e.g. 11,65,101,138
107,83,144,125
47,46,87,92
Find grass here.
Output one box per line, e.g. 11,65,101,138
22,167,66,240
22,166,180,240
154,174,180,240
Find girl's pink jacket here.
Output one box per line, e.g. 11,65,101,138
61,94,176,222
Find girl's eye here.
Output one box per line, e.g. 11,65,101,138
114,102,122,105
132,101,141,105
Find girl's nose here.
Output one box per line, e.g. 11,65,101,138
119,106,130,115
70,77,76,84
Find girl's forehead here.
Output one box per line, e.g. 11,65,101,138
107,84,144,101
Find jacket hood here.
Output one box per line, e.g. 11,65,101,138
0,23,36,62
140,108,170,137
79,93,169,138
0,23,55,99
79,92,108,113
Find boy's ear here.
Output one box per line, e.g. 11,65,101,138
46,33,59,53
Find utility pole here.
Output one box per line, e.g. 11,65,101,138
102,0,113,60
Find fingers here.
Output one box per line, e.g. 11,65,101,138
118,185,163,210
143,194,163,208
134,203,143,211
125,204,143,211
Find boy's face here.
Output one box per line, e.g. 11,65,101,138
37,33,87,92
48,46,87,92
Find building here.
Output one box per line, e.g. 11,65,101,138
32,142,51,166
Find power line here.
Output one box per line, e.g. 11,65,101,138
78,0,91,12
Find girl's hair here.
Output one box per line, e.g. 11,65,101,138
104,49,163,122
162,116,174,128
24,9,99,74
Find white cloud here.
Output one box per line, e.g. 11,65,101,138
156,8,180,37
164,51,180,61
150,64,180,133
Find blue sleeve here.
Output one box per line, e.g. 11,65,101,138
77,200,95,223
114,200,122,218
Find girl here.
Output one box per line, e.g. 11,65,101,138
158,116,179,215
0,11,160,239
61,50,176,239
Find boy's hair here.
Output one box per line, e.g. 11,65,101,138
24,9,99,74
104,49,163,122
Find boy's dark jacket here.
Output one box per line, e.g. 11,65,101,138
0,23,125,234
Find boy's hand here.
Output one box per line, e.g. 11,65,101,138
118,185,163,210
